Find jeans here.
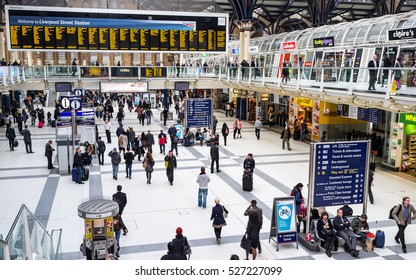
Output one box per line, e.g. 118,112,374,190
112,164,119,179
76,166,82,184
255,128,260,139
160,144,165,154
125,163,132,178
198,188,208,208
171,144,178,155
98,152,104,165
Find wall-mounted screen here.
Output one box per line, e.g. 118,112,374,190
100,81,148,93
174,82,189,91
55,82,72,92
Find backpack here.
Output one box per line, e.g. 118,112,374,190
389,204,402,219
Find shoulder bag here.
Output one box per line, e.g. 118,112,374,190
222,206,228,218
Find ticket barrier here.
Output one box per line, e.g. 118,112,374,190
78,199,119,260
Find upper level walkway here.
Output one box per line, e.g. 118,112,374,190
1,65,415,112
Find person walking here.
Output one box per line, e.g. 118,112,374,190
6,124,16,151
212,115,218,135
392,196,416,253
221,123,229,146
281,125,292,150
20,125,33,153
108,147,121,180
113,214,122,259
71,58,77,77
237,118,243,138
196,167,211,208
145,130,155,154
45,140,55,169
210,142,221,173
394,57,403,90
210,198,228,244
158,129,167,155
172,227,191,260
143,152,155,184
232,119,238,139
244,199,263,255
112,185,128,235
243,153,255,173
97,136,106,165
367,54,379,91
171,134,179,156
254,117,262,140
161,242,186,260
73,146,84,184
124,147,134,179
104,120,112,144
118,132,128,156
164,150,177,186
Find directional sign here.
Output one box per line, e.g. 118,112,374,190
60,96,82,111
71,99,82,110
312,141,370,207
186,98,212,128
73,88,84,96
61,97,70,109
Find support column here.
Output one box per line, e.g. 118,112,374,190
0,29,5,61
239,25,244,63
242,22,252,62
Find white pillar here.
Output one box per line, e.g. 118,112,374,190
0,31,5,60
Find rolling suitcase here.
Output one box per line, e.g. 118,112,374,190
82,166,89,181
374,230,385,248
38,121,44,128
51,120,56,127
242,171,253,192
72,168,77,182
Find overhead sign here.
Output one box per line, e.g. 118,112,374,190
312,141,370,207
100,81,148,93
231,48,240,55
282,41,297,50
337,104,383,124
6,5,228,53
140,67,167,78
313,36,335,48
61,95,82,110
186,98,212,128
73,88,84,96
295,97,313,107
248,46,258,54
388,27,416,41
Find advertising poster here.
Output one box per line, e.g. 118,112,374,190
312,100,320,141
276,199,296,233
174,124,184,139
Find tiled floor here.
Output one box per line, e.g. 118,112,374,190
1,104,416,261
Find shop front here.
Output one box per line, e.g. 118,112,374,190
397,113,416,172
288,97,320,142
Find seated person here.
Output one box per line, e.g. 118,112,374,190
203,128,210,141
195,128,203,145
351,214,369,243
340,204,353,217
317,211,338,257
333,208,359,257
83,141,94,165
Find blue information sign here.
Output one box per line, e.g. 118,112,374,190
186,99,212,128
313,141,369,207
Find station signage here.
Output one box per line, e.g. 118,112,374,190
312,141,369,207
388,27,416,41
248,46,258,54
186,98,212,128
140,67,167,78
313,36,335,48
399,113,416,135
337,104,383,124
282,41,296,50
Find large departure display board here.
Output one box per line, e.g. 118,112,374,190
6,5,228,53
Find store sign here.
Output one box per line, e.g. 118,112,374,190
388,27,416,41
304,62,313,67
100,81,148,93
400,113,416,135
312,141,369,207
295,97,313,107
313,36,335,48
231,48,240,55
248,46,258,54
282,41,297,50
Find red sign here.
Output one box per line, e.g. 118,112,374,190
282,41,297,50
304,62,313,67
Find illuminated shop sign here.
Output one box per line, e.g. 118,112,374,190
313,36,334,48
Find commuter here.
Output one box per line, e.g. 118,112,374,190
244,199,263,256
300,121,308,141
5,124,16,151
161,242,186,260
368,170,374,204
281,125,292,150
210,142,221,173
113,214,122,258
112,185,128,235
118,132,127,156
104,121,112,144
317,211,338,258
394,57,403,90
115,123,125,138
83,141,94,166
340,204,353,216
237,118,243,138
108,147,121,180
164,150,177,186
254,117,262,140
225,103,231,117
171,134,179,156
158,129,167,155
142,152,155,184
124,147,134,179
282,60,290,83
196,167,211,208
392,196,416,253
97,136,106,165
352,214,370,243
73,147,84,185
127,127,136,150
20,125,33,153
145,130,155,154
212,115,218,135
221,122,229,146
232,119,238,139
243,153,255,173
17,113,23,132
333,208,359,257
292,183,306,233
71,58,77,77
162,107,169,126
45,140,55,169
210,198,228,244
381,55,392,87
172,227,191,260
367,54,379,91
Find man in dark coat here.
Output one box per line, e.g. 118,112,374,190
97,136,106,165
112,185,128,235
210,142,221,173
367,54,379,91
73,146,84,184
161,242,186,260
20,125,33,153
145,130,155,154
164,150,177,186
162,107,169,126
6,124,16,151
45,140,55,169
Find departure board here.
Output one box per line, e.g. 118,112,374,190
140,67,167,78
6,5,228,53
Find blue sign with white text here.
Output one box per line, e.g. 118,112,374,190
186,99,212,128
313,141,369,207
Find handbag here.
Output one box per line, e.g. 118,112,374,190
240,234,252,252
322,228,335,236
13,140,19,147
363,237,374,252
222,206,228,218
142,160,147,168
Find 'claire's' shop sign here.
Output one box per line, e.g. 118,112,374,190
313,36,334,48
388,27,416,41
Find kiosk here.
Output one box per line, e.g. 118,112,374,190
78,198,119,260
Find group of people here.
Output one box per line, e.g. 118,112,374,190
367,54,405,91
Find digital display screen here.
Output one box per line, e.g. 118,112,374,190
55,82,72,92
174,82,189,91
6,5,228,53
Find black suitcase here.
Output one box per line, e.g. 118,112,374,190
82,166,89,181
51,120,56,127
242,172,253,191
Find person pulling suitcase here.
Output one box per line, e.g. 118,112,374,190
243,153,255,191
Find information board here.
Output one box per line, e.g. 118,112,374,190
186,99,213,128
312,141,370,207
6,5,228,53
140,67,167,78
337,104,383,124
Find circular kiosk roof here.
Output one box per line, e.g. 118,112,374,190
78,198,119,219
